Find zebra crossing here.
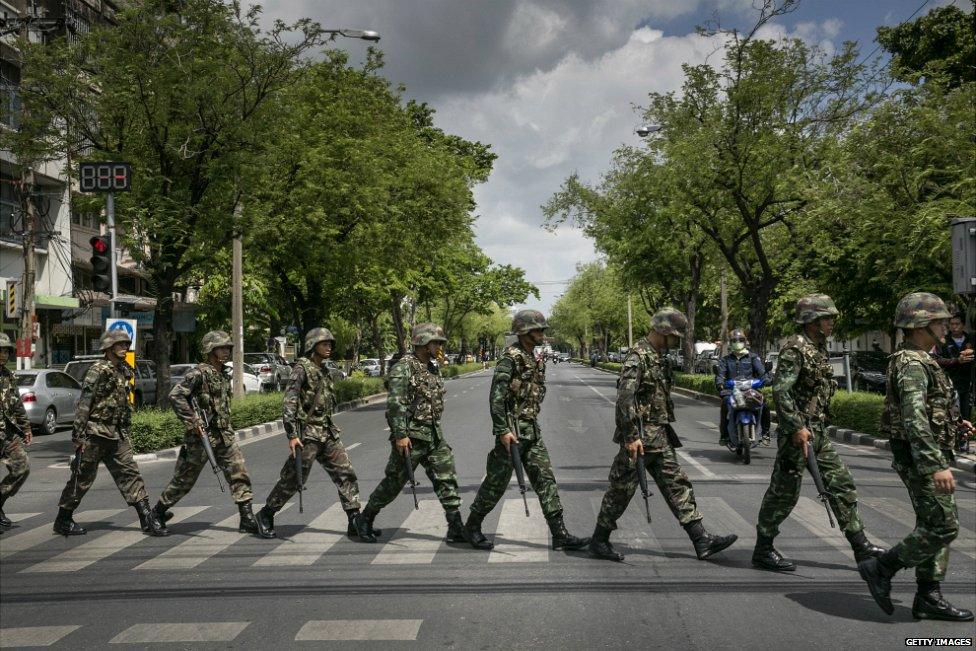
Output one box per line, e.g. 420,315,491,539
3,494,974,573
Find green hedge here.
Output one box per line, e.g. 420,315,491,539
442,361,494,378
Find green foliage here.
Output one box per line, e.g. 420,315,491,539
334,377,386,404
549,262,630,357
828,392,886,438
442,361,494,378
877,5,975,88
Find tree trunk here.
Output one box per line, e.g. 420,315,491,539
152,287,176,409
353,325,362,364
370,312,384,375
746,279,775,358
390,291,406,355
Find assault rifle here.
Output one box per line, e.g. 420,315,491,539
505,399,530,517
806,441,834,528
189,397,224,493
403,443,419,510
633,399,653,524
295,422,305,513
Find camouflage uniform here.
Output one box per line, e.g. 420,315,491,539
0,335,31,519
264,348,361,514
595,338,702,530
58,355,149,510
162,360,254,505
365,350,461,512
859,293,972,621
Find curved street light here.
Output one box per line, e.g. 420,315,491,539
636,124,661,137
326,29,381,42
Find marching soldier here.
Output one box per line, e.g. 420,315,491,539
859,293,974,622
257,327,374,540
154,330,270,538
0,333,31,528
354,323,466,543
589,308,738,562
55,330,166,536
464,310,589,551
752,294,884,570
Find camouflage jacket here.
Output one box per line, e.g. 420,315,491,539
489,344,546,437
386,353,445,442
880,345,959,475
73,359,133,444
773,333,836,435
170,363,233,441
283,357,337,442
614,339,675,449
0,367,30,441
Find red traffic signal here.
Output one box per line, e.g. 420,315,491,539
91,236,109,254
89,235,112,293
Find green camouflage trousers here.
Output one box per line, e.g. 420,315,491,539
265,437,361,513
470,421,563,520
58,435,149,510
890,441,958,582
159,432,253,506
756,427,862,539
366,435,461,513
597,444,702,530
0,435,30,501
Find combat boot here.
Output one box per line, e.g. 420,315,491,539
684,520,738,560
846,529,885,563
858,545,905,615
53,507,86,536
445,509,466,543
751,534,796,571
587,524,624,562
256,505,277,538
0,499,10,528
464,511,493,550
153,500,174,525
912,581,975,622
135,499,168,537
238,502,273,538
351,507,378,543
547,515,590,551
346,509,381,538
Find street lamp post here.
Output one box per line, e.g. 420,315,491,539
323,29,381,42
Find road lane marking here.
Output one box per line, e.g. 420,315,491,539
346,442,361,451
3,512,41,524
697,497,756,546
488,498,549,563
21,507,207,573
697,421,719,430
676,450,717,478
372,500,445,565
253,503,346,567
863,497,976,560
0,509,125,560
0,625,80,647
109,622,250,644
134,504,289,571
574,375,615,405
295,620,423,641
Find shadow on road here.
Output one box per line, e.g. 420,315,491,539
785,590,907,623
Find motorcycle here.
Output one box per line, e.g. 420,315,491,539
724,378,765,465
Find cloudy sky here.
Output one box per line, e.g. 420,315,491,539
259,0,963,313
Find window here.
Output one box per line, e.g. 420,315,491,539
45,372,75,389
0,55,20,129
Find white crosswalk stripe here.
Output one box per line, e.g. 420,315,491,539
862,496,976,560
488,498,549,563
295,619,423,641
0,625,80,647
21,507,207,573
589,496,663,562
791,496,889,561
676,450,717,478
0,509,125,560
372,500,446,565
697,496,756,546
697,421,719,430
253,503,346,567
109,622,249,644
2,512,41,524
135,504,289,571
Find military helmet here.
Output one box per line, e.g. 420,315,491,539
650,307,688,337
0,332,14,351
511,309,549,335
100,329,132,351
200,330,233,355
411,322,447,346
794,294,839,324
304,327,336,354
893,292,952,329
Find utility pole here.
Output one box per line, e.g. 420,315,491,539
231,201,244,398
627,293,633,349
16,4,36,370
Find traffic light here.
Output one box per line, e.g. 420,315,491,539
90,235,112,293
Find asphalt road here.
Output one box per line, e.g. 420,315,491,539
1,362,974,650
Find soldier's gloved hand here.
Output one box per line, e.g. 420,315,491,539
395,437,412,455
933,468,955,494
288,437,304,458
793,427,812,458
23,428,33,446
73,439,85,452
625,438,644,462
500,431,517,452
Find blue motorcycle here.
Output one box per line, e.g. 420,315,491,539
724,378,765,465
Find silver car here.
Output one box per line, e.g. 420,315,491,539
14,370,82,436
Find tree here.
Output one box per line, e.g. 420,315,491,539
876,5,975,89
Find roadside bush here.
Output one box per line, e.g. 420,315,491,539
442,361,494,378
334,377,386,403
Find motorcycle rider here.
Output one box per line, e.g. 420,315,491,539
715,330,771,446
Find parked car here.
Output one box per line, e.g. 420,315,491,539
558,352,571,362
64,356,157,407
358,358,381,377
243,352,293,391
13,370,82,436
222,362,263,394
849,351,888,394
692,349,720,375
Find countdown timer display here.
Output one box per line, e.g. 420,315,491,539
79,162,132,193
